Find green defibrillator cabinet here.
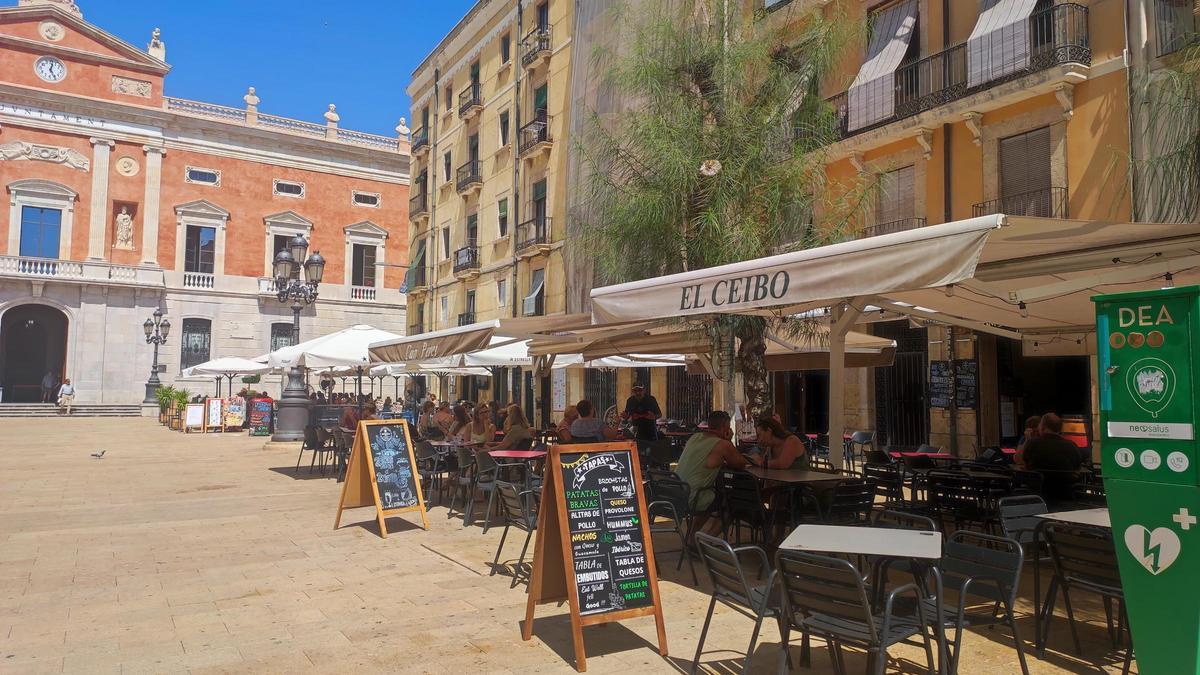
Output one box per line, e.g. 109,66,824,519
1095,286,1200,674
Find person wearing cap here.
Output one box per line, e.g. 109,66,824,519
623,384,662,442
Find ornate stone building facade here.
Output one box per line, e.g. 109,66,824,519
0,0,410,404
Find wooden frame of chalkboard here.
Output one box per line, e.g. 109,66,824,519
184,402,205,433
521,442,667,672
204,397,224,433
333,419,428,538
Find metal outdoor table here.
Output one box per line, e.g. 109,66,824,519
780,524,943,558
741,466,845,484
487,449,547,489
1031,507,1113,655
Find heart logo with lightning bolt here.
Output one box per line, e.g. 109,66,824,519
1124,525,1181,576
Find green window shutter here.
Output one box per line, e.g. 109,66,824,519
498,199,508,218
533,180,547,200
534,85,548,111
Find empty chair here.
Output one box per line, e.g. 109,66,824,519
691,533,782,674
296,426,322,473
864,449,893,466
823,478,877,525
862,464,905,508
467,450,501,532
646,475,699,584
490,481,538,588
446,446,477,521
413,440,445,504
926,470,991,532
1011,469,1045,496
846,430,875,472
997,494,1048,553
775,548,936,675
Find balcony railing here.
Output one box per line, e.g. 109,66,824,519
453,243,479,274
182,271,214,289
411,322,425,335
411,127,429,154
859,217,927,239
458,83,483,117
518,114,552,156
410,191,429,219
973,187,1068,219
516,215,550,253
456,160,482,193
458,312,476,327
521,27,552,67
828,3,1089,139
0,255,163,286
351,285,377,301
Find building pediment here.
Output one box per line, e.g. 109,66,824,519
0,4,170,75
264,210,314,230
343,220,389,239
174,199,229,222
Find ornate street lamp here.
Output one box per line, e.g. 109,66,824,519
142,308,171,403
271,235,325,441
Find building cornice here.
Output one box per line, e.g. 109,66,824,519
0,33,167,76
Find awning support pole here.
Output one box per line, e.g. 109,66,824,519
828,300,863,468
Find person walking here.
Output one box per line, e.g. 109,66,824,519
40,371,57,403
57,378,76,415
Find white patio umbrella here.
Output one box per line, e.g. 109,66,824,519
265,325,404,403
182,357,272,396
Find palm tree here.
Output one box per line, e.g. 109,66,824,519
576,0,863,416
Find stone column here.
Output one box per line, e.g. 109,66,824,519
87,137,115,260
140,146,165,266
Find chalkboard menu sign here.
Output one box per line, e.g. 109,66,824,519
523,442,667,672
929,360,978,409
334,419,428,537
249,398,273,436
365,423,420,511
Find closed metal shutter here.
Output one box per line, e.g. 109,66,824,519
999,126,1052,216
876,165,916,226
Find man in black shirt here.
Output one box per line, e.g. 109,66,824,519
623,385,662,441
1019,413,1082,503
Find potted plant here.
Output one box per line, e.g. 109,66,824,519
154,386,175,424
171,389,191,430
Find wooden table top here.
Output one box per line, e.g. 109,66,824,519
740,466,845,484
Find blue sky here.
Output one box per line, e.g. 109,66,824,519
83,0,477,137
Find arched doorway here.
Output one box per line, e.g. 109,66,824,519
0,304,68,403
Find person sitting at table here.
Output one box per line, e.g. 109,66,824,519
676,411,753,538
569,400,618,442
1015,415,1041,457
1018,413,1082,502
470,405,496,444
418,401,443,440
557,405,579,443
433,401,454,436
487,405,534,451
448,404,471,443
361,403,378,421
750,417,808,469
381,397,393,413
339,405,361,430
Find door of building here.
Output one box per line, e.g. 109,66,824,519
0,304,68,403
873,320,930,448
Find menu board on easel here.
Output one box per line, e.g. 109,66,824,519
224,396,246,430
184,403,204,432
204,398,224,432
248,398,272,436
333,419,428,538
522,442,667,672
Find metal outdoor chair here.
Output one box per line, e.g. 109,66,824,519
646,474,699,585
925,470,991,532
774,548,936,675
846,430,875,472
645,438,674,471
1038,521,1132,672
446,446,477,521
997,494,1048,554
467,450,501,532
716,469,773,546
862,464,905,508
296,426,323,473
1010,469,1045,496
823,478,878,525
920,531,1031,675
413,440,446,504
691,533,783,674
490,481,539,588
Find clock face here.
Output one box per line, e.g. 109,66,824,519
34,56,66,83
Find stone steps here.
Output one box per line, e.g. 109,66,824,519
0,404,143,418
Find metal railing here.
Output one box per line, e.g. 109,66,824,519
458,83,483,116
409,191,429,218
351,285,377,301
458,312,476,326
972,186,1068,218
521,27,552,67
411,127,429,153
0,255,163,286
516,215,550,253
859,217,927,239
828,3,1090,139
518,114,551,156
182,271,214,289
164,97,399,152
453,243,479,273
456,160,482,192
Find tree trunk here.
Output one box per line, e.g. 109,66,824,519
734,318,770,420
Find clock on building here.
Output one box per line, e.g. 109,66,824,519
34,56,67,83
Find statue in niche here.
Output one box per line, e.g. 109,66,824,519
114,205,135,250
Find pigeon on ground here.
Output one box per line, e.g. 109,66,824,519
90,450,106,459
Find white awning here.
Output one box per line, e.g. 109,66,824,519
967,0,1040,88
590,215,1003,324
266,324,404,371
368,315,590,364
182,357,271,378
847,0,918,132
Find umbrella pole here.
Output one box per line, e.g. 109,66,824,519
356,367,364,416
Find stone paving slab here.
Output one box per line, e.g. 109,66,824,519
0,418,1133,673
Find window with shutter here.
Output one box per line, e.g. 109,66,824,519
876,165,915,227
999,126,1055,217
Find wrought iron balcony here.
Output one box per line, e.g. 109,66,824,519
518,114,552,157
455,160,482,194
453,242,479,275
411,322,425,335
457,312,476,327
458,83,482,118
515,215,550,255
827,3,1089,140
409,191,429,220
411,127,429,155
972,187,1068,219
858,217,926,239
521,27,552,68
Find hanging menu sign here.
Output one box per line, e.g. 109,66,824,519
334,419,428,538
523,442,667,672
929,359,978,409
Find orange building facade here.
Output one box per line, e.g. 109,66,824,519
0,0,410,405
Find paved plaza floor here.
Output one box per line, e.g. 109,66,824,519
0,418,1132,673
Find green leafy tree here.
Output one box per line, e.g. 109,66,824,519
578,0,863,416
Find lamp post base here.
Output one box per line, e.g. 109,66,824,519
143,376,161,404
272,366,310,442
